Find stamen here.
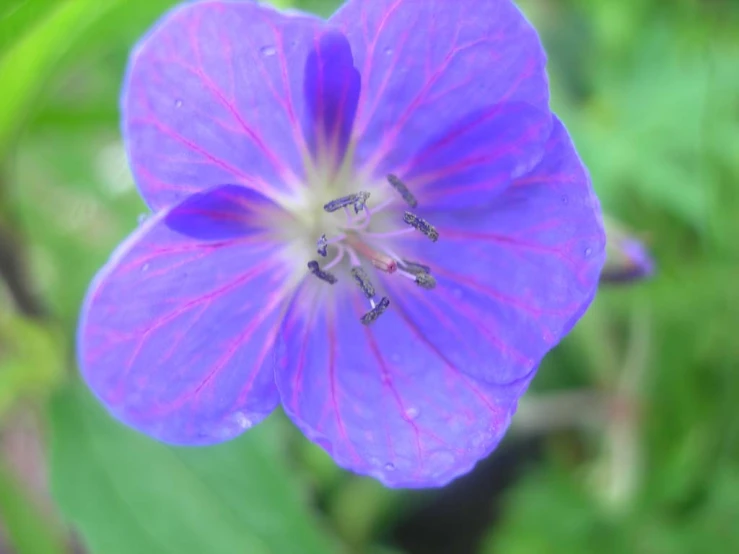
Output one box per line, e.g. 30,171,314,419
414,272,437,290
397,268,435,290
350,267,376,298
307,260,338,284
322,245,346,271
360,296,390,325
352,191,371,213
387,174,418,208
401,260,431,275
323,191,371,214
402,212,439,242
345,245,361,266
317,234,328,257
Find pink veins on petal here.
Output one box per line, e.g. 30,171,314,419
78,0,606,489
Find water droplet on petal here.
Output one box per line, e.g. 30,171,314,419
585,247,593,257
232,411,253,430
561,195,569,204
141,263,150,272
405,407,420,420
384,47,393,55
260,45,276,57
384,463,396,471
175,99,183,108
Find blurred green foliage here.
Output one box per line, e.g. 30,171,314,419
0,0,737,553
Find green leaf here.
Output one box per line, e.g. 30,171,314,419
0,0,63,53
49,385,339,554
0,0,120,155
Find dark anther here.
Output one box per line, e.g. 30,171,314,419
323,191,371,214
360,297,390,325
387,174,418,208
307,260,337,284
317,234,328,257
352,191,371,213
403,212,439,242
402,260,431,275
350,266,375,298
414,272,437,290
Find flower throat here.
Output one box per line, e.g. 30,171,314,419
307,175,438,325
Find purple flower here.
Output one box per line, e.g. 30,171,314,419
78,0,605,487
600,217,654,284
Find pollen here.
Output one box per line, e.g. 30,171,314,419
360,296,390,325
307,260,338,284
402,212,439,242
387,174,418,208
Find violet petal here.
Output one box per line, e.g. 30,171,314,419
122,1,324,210
399,102,552,210
303,30,361,169
164,184,284,241
331,0,550,188
389,117,605,387
275,289,516,488
78,186,295,444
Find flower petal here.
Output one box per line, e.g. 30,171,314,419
78,186,293,445
331,0,550,191
276,289,516,488
303,31,361,169
164,184,284,240
276,118,603,487
398,102,552,209
389,117,605,386
123,1,324,210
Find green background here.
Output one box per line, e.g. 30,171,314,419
0,0,737,553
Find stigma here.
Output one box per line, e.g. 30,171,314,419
307,175,438,325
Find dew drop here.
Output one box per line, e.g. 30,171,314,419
383,47,393,55
384,463,396,471
561,195,569,204
585,247,593,257
405,407,420,421
260,45,277,56
141,263,150,273
174,99,183,108
232,411,253,430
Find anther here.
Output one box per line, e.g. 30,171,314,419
350,266,376,298
307,260,338,284
360,297,390,325
323,191,371,214
401,260,431,275
317,234,328,257
402,212,439,242
352,191,371,213
387,174,418,208
414,272,437,290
